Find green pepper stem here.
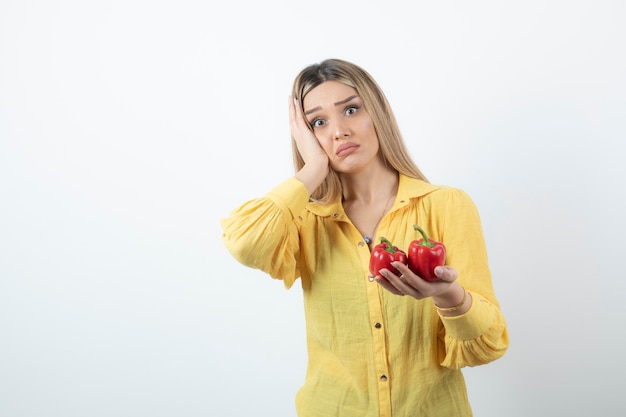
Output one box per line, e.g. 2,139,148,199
379,237,398,253
413,225,435,248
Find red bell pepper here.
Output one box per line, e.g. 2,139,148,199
407,225,446,282
369,237,408,278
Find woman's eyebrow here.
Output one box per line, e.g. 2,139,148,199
304,95,358,116
334,95,357,106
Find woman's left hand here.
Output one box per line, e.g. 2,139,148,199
369,262,458,300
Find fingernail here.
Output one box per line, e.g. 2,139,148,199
434,266,444,276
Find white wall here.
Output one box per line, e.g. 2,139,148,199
1,1,624,416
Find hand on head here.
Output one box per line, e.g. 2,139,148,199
289,96,329,171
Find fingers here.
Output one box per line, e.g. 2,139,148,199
433,265,457,283
289,96,310,136
373,266,418,298
288,95,295,123
289,96,330,178
288,95,302,134
372,263,459,300
370,272,406,296
288,95,298,126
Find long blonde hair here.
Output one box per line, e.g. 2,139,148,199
291,58,428,204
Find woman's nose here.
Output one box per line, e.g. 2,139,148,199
332,120,349,140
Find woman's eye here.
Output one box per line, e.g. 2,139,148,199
345,105,360,115
310,119,325,128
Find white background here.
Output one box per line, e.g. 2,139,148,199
1,1,625,416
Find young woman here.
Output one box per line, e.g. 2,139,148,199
221,58,508,417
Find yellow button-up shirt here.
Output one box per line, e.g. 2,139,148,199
221,174,508,417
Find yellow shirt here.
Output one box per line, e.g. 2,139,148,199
221,174,508,417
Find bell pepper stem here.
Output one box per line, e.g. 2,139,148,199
413,225,435,248
379,237,398,253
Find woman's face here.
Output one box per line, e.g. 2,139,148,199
303,81,380,174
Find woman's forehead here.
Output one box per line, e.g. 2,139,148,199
303,81,359,111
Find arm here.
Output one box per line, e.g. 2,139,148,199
436,188,509,368
220,177,309,288
374,188,508,368
220,97,330,288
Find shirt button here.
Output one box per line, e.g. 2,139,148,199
374,322,382,329
332,213,339,218
358,241,365,247
380,375,388,382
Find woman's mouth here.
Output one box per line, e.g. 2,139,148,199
336,143,359,157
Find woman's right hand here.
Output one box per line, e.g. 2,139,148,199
289,96,329,193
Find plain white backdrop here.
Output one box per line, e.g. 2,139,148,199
1,1,625,416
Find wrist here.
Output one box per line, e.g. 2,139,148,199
296,163,328,195
433,284,472,316
431,282,465,308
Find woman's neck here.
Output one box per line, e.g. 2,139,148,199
340,165,399,204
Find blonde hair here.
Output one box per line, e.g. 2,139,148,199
291,58,428,204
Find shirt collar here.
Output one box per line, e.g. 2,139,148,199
305,173,440,219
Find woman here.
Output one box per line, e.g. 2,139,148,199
221,58,508,417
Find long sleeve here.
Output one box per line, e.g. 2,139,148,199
220,177,310,289
435,188,509,368
222,174,508,416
